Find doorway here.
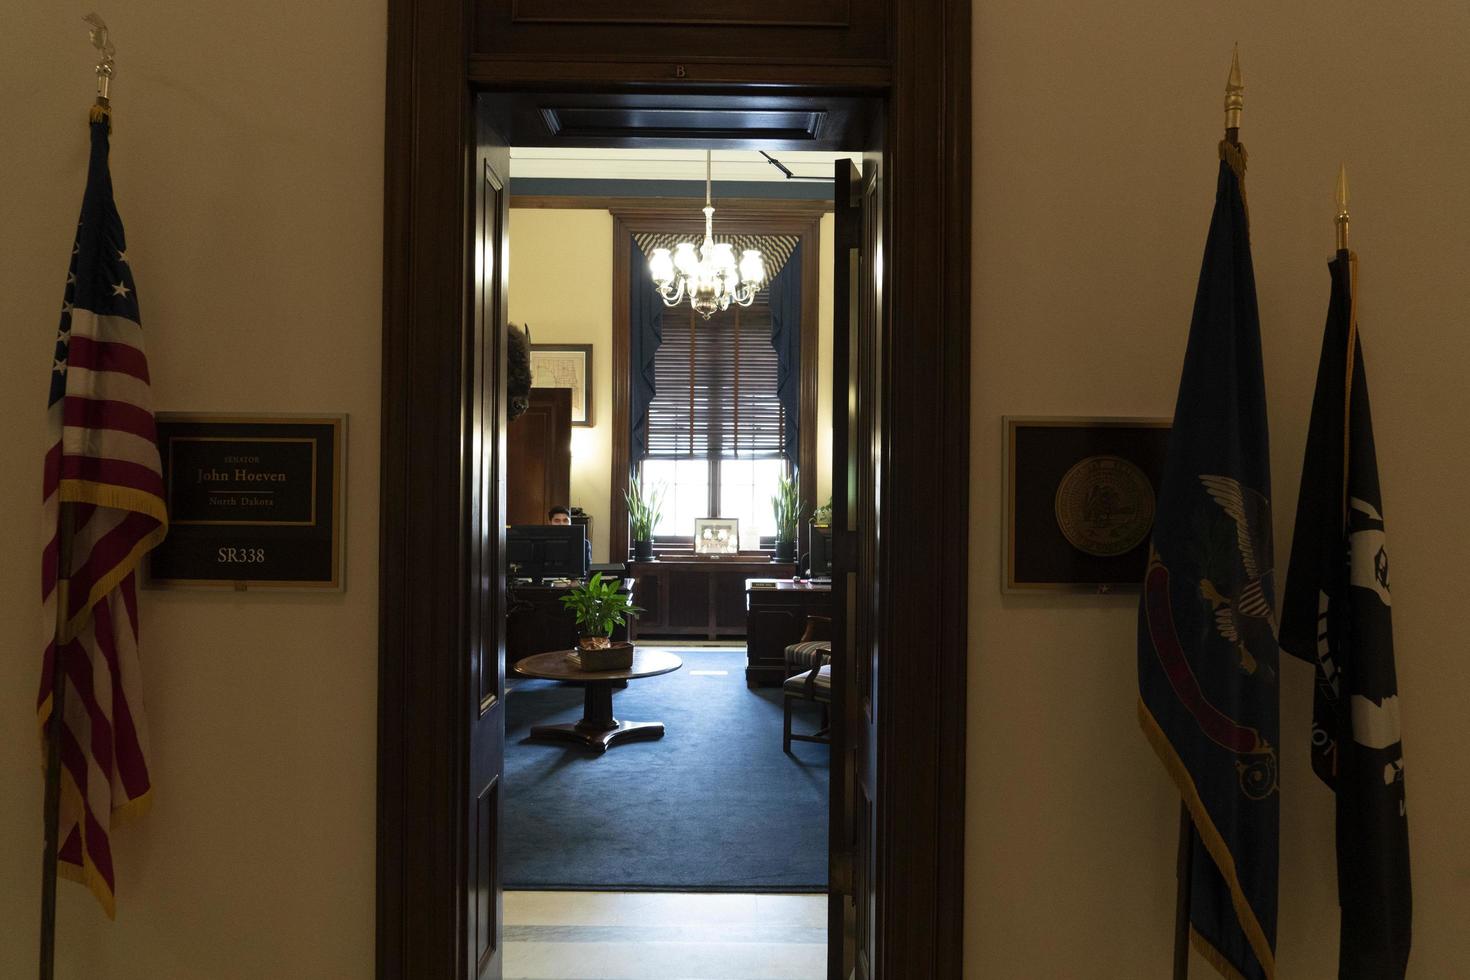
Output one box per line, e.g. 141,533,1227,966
377,5,970,979
493,132,860,978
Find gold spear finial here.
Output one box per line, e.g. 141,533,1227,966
1335,164,1351,252
1223,44,1244,135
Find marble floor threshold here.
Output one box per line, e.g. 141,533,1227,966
505,890,827,980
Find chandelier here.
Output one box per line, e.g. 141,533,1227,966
648,151,766,319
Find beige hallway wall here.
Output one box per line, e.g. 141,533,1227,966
968,2,1470,976
0,3,383,978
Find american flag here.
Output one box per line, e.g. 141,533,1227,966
38,117,167,918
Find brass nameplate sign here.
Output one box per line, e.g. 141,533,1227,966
148,414,345,590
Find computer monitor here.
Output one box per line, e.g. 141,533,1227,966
808,525,833,581
507,524,587,581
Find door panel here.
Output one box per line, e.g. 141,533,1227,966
506,387,572,526
468,108,511,980
830,143,883,980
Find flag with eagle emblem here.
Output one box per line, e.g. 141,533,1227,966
1137,137,1280,980
1280,251,1411,978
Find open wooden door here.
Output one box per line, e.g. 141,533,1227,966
830,143,883,980
506,387,572,526
467,107,510,980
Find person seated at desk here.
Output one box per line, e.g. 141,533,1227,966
548,505,592,573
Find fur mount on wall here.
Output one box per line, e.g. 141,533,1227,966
508,322,532,421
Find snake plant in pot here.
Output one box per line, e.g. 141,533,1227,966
625,476,664,561
560,572,643,670
771,474,803,563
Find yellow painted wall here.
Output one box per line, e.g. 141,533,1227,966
967,2,1470,976
508,208,615,561
1,3,381,978
508,208,835,559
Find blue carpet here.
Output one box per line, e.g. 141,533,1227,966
504,648,829,892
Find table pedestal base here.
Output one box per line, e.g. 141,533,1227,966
529,719,664,754
527,680,664,754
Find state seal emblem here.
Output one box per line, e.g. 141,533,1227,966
1054,455,1156,557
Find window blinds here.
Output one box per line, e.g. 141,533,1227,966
645,295,786,459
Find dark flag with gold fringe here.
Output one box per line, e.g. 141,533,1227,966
1137,53,1279,980
1280,174,1412,978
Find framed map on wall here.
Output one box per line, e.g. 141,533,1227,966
530,343,593,426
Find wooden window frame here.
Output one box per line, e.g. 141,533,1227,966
641,455,788,553
610,204,824,563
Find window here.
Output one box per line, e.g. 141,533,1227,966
640,295,788,547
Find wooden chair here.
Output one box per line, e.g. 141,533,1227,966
782,617,833,753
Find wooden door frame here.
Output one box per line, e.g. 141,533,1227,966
377,3,970,978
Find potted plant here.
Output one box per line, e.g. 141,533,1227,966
811,496,833,527
560,572,643,670
771,474,803,563
625,476,664,561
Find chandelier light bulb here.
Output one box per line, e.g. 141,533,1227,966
738,249,765,286
649,248,675,285
648,150,767,320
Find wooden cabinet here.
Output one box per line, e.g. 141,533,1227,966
627,558,794,641
744,579,833,687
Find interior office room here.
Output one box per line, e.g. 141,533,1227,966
3,2,1470,980
498,149,839,948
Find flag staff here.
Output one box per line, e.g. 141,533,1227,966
1169,45,1245,980
1335,164,1351,253
40,22,114,980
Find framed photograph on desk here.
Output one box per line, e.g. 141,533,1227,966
693,518,739,556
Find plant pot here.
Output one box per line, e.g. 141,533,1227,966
774,540,796,563
574,640,634,671
632,538,654,561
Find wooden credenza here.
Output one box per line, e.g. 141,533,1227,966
744,579,833,687
627,558,794,642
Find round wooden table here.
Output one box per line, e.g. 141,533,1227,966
513,648,682,753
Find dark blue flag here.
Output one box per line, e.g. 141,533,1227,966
1137,140,1279,980
1280,252,1411,977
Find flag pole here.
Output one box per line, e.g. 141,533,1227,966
1170,45,1245,980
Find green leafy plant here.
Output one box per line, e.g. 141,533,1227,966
625,475,665,542
811,496,833,527
771,474,804,544
560,572,643,640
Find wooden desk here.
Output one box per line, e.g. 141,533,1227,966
513,648,682,753
506,579,633,667
744,579,833,687
626,558,795,641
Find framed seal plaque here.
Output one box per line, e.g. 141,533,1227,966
147,414,345,590
1004,416,1169,593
